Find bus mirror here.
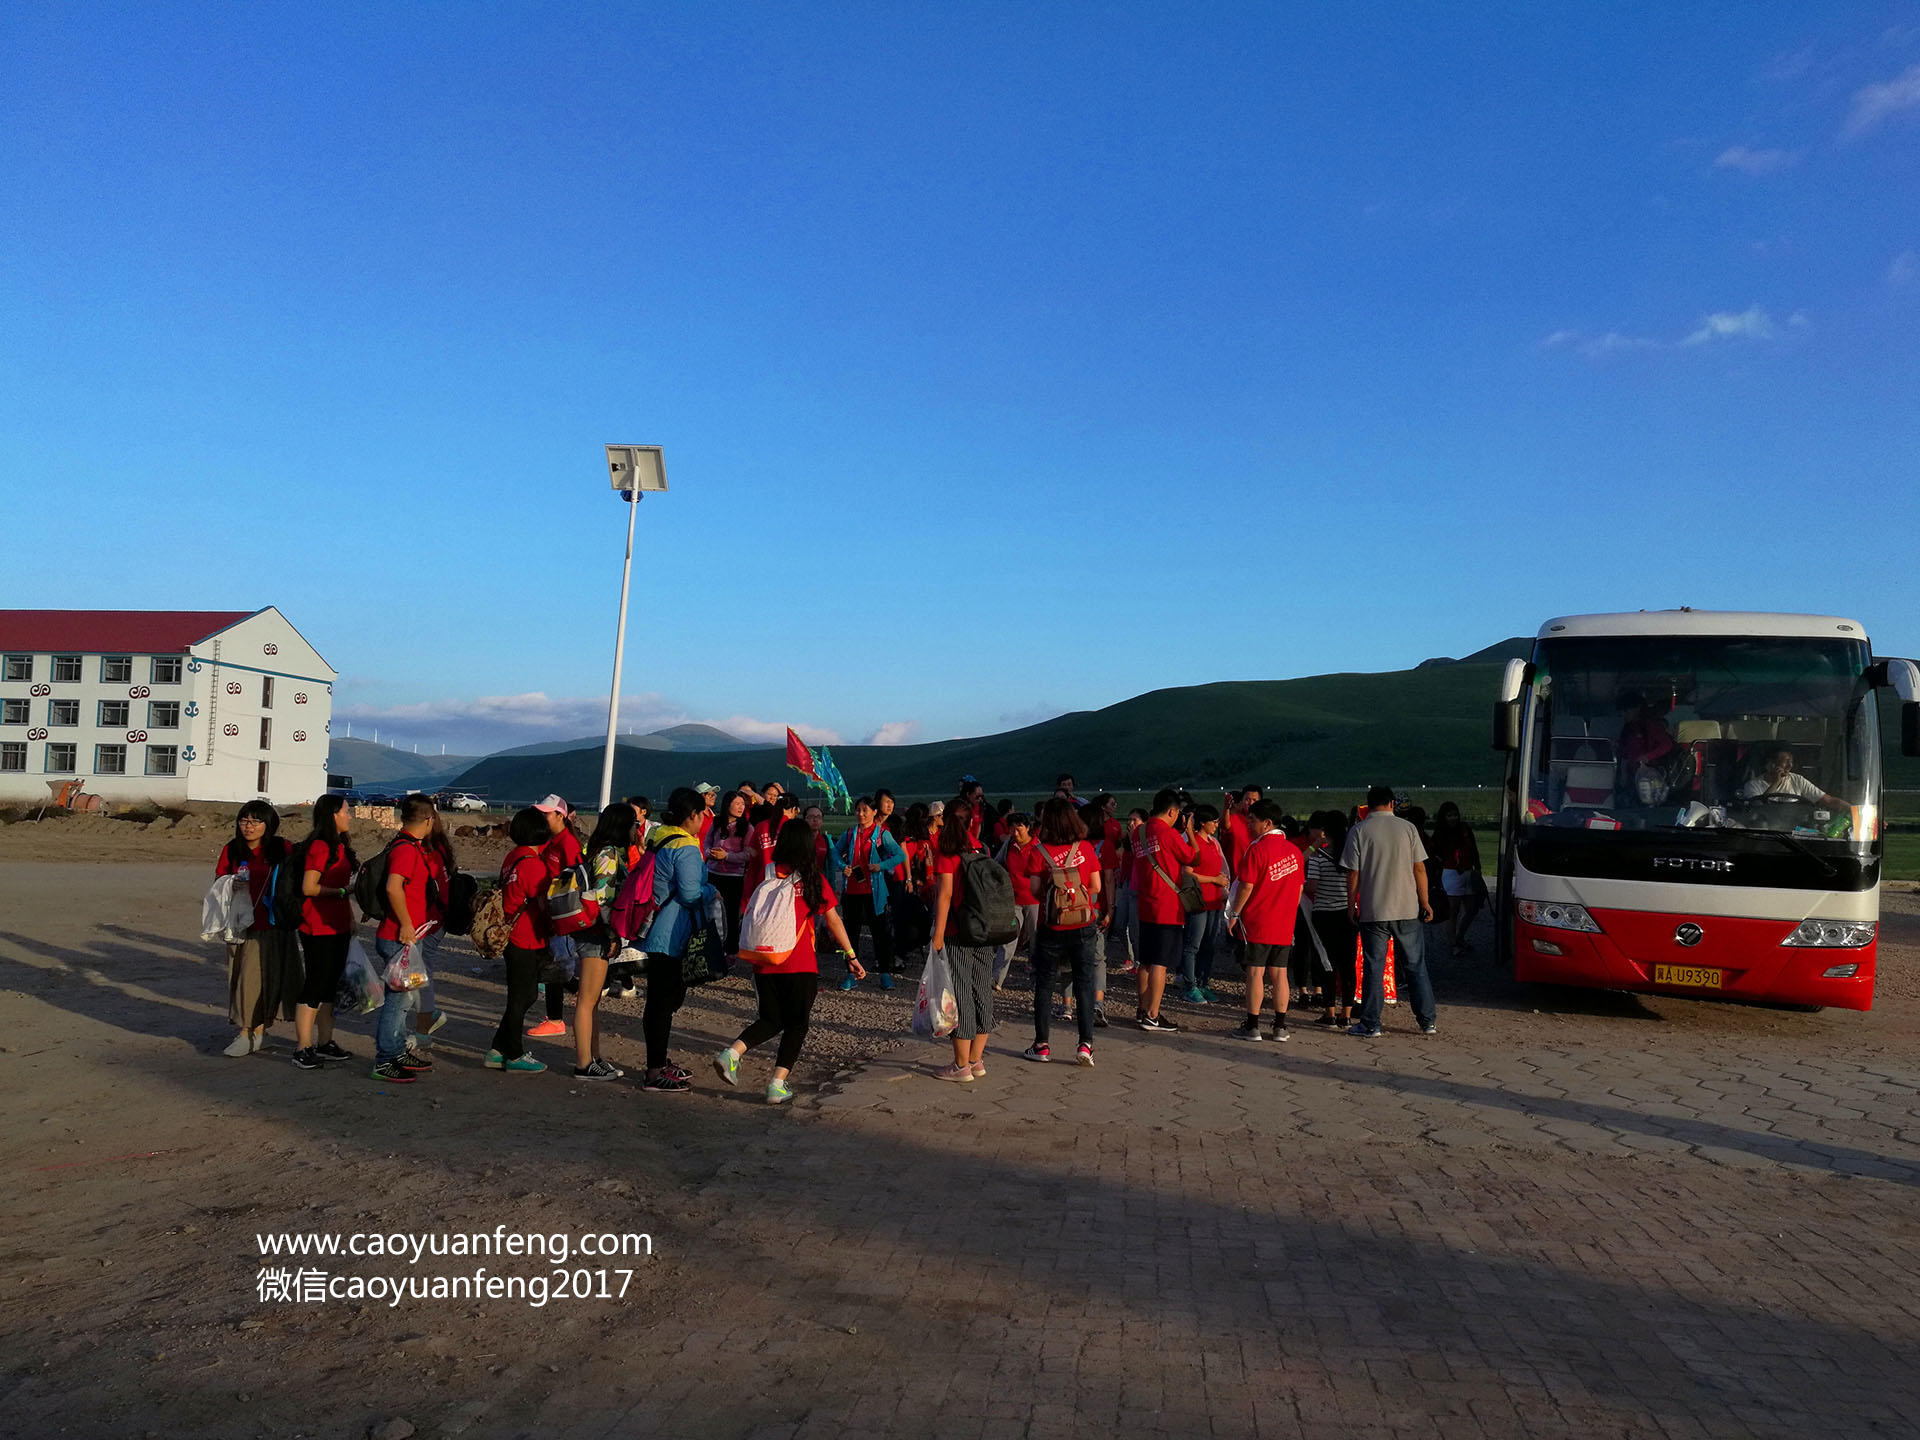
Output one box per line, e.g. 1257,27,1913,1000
1904,701,1920,759
1493,699,1523,752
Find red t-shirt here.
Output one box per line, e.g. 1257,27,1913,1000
502,846,554,949
1222,811,1252,873
543,826,584,872
1132,818,1195,926
1233,831,1305,946
378,835,448,942
692,810,714,848
1021,840,1100,930
215,840,280,931
743,820,779,896
1004,839,1038,906
844,824,880,896
1192,834,1229,910
932,848,970,935
300,839,355,936
752,869,840,975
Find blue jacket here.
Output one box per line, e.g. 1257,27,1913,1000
641,825,709,957
829,823,907,914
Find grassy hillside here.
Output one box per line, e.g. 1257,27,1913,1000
327,737,477,790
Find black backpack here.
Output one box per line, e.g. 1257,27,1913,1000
444,871,480,936
953,852,1018,947
354,839,399,922
266,840,310,930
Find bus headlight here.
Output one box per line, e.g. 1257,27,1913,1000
1517,900,1601,933
1781,920,1875,948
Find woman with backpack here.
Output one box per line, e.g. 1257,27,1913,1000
487,806,556,1074
367,795,449,1084
704,791,754,955
635,787,712,1093
527,795,582,1038
1431,801,1484,956
213,800,295,1057
927,796,993,1083
575,803,638,1081
1017,798,1103,1067
713,817,863,1103
291,794,356,1069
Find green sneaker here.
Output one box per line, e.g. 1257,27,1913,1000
504,1054,547,1074
765,1077,793,1105
483,1050,505,1070
712,1048,740,1087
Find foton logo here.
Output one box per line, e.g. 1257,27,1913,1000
1654,857,1734,873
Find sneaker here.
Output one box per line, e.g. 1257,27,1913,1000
291,1047,322,1070
838,974,859,991
223,1032,253,1058
1346,1022,1381,1039
575,1058,620,1081
935,1063,974,1083
1141,1013,1179,1033
1093,1006,1109,1028
765,1077,793,1105
397,1049,434,1072
1023,1043,1051,1063
712,1048,741,1087
878,974,895,991
1231,1015,1265,1041
250,1030,270,1053
1134,1010,1149,1028
1185,986,1208,1004
1267,1022,1289,1043
1420,1023,1437,1036
526,1019,566,1039
504,1054,547,1073
661,1061,692,1083
426,1010,448,1036
1076,1043,1095,1067
483,1049,506,1070
315,1041,351,1063
1313,1012,1342,1027
643,1068,690,1092
370,1060,417,1084
970,1060,987,1079
1202,987,1223,1004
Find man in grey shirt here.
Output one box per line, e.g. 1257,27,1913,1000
1340,785,1437,1037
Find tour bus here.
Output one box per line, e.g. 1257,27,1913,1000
1492,611,1919,1010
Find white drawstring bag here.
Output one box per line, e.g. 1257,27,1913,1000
200,873,254,943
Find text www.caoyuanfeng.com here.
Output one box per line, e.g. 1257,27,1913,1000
253,1229,653,1308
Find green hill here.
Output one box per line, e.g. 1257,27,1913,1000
327,737,478,791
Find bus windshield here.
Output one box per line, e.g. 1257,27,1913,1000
1521,635,1880,851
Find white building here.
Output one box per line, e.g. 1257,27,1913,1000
0,609,336,807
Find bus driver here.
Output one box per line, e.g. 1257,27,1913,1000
1737,745,1848,810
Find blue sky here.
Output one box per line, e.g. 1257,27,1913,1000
3,3,1917,756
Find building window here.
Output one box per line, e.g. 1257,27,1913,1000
48,699,79,727
95,744,127,775
149,700,180,729
1,699,26,726
260,717,272,749
99,700,130,728
101,655,133,684
2,655,29,682
52,655,82,683
45,742,76,773
262,675,275,708
146,745,179,777
152,656,183,684
257,760,270,793
0,742,24,773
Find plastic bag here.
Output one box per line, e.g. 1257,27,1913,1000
336,938,385,1013
381,942,430,992
912,948,959,1039
200,873,254,943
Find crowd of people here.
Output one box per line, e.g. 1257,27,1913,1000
209,772,1488,1099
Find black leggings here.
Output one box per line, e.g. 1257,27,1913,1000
643,951,687,1070
736,971,820,1072
840,892,895,974
1310,911,1356,1008
493,944,545,1060
1032,925,1096,1047
296,932,350,1009
712,874,745,955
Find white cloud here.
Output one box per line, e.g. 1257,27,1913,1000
1581,330,1662,357
1761,47,1814,82
1680,306,1776,346
863,720,921,747
1539,329,1580,349
1890,250,1919,287
1714,145,1802,175
1844,63,1920,138
333,689,840,754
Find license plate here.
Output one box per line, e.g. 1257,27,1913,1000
1653,964,1722,989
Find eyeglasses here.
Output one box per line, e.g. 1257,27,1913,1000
239,817,267,827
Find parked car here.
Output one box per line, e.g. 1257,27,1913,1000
363,792,398,807
441,792,488,812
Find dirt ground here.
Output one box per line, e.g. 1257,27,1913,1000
4,832,1920,1439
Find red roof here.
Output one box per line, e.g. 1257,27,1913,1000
0,609,257,655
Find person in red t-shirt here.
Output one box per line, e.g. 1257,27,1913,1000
1131,789,1196,1031
292,795,359,1069
742,796,801,900
489,806,558,1073
928,796,993,1082
1017,799,1104,1064
712,819,862,1103
365,795,450,1081
212,800,293,1058
993,812,1038,989
1224,799,1306,1041
1178,805,1232,1004
691,782,718,848
527,794,583,1037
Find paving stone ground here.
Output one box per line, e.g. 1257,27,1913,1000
3,863,1919,1439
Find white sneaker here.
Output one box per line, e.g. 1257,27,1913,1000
223,1031,253,1058
250,1030,269,1053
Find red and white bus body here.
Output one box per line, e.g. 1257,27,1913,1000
1493,612,1920,1012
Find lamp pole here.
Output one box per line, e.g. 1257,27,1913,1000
597,445,668,812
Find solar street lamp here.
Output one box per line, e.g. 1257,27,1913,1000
599,445,669,810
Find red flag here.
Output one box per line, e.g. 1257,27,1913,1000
785,727,821,781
